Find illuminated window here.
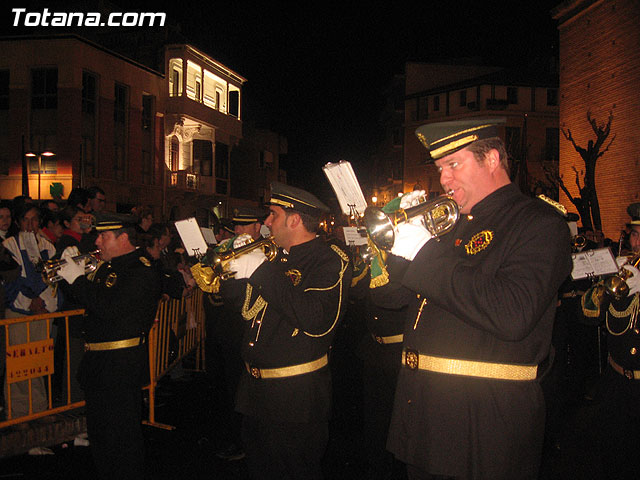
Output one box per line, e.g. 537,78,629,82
170,136,179,171
168,58,183,97
186,60,202,101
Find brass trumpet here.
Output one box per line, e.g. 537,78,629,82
40,250,102,285
205,236,278,280
602,253,640,300
191,236,279,293
363,195,460,252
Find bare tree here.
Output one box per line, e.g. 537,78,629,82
544,111,615,232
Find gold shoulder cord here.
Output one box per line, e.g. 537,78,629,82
302,245,349,338
607,293,640,336
242,284,268,344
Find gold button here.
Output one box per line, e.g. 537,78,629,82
248,342,255,347
407,399,412,404
631,347,637,355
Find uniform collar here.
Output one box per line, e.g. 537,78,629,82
109,248,142,268
469,183,520,218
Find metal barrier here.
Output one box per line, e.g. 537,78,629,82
0,289,205,431
143,288,206,430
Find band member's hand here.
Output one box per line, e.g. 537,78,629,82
58,258,85,284
233,233,254,249
228,249,267,279
622,264,640,295
399,190,428,228
391,223,432,261
400,190,426,210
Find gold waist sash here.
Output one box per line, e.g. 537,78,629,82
372,333,404,345
402,350,537,381
246,354,328,379
85,336,145,352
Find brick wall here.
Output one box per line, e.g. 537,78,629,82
557,0,640,240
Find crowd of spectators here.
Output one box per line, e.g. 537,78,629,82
0,187,194,421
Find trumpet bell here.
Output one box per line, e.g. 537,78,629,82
363,195,460,252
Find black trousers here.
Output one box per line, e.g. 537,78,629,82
85,385,144,480
242,415,328,480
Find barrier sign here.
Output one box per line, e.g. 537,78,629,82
5,338,55,384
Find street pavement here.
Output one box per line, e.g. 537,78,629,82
0,321,610,479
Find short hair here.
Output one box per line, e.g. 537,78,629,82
147,222,169,241
14,203,40,222
465,137,509,176
40,208,61,227
87,185,105,199
0,200,12,213
284,209,320,234
60,205,82,225
67,188,90,209
137,207,153,223
113,225,138,247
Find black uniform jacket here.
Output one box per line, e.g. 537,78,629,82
221,237,352,423
377,184,572,479
63,249,162,391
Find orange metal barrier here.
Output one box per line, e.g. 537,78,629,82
0,309,86,429
0,290,205,431
143,289,206,430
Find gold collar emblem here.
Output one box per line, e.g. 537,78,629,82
105,272,118,288
465,230,494,255
285,269,302,286
139,256,151,267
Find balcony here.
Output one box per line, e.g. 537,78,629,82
169,170,199,190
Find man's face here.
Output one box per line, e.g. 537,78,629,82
95,230,127,261
0,208,11,231
629,226,640,253
235,222,262,241
435,148,494,214
159,231,171,250
90,193,106,212
146,238,161,260
264,206,291,248
19,208,40,233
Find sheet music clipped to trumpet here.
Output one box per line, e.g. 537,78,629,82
174,217,209,258
322,160,368,217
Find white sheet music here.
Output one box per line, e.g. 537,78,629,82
174,218,208,257
200,227,217,245
342,227,368,246
323,160,368,216
571,247,618,280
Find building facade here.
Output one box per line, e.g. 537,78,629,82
0,33,282,224
395,61,559,202
553,0,640,240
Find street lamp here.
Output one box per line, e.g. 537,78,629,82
25,150,55,200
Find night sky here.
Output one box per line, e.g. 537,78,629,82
6,1,561,199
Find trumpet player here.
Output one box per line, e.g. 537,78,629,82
371,119,571,480
57,214,162,480
581,203,640,479
218,182,352,480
